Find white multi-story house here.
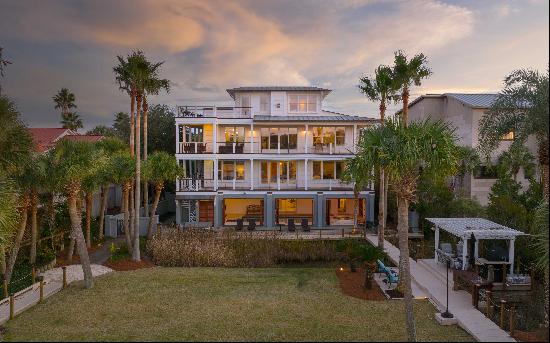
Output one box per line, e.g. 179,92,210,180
407,93,538,205
174,86,377,229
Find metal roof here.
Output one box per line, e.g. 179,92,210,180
426,218,527,240
253,114,377,122
227,86,332,99
445,93,498,108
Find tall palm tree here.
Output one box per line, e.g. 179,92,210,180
53,88,77,119
52,140,104,289
110,152,135,254
479,68,549,200
359,65,399,248
61,111,83,131
142,66,170,216
392,51,432,125
95,137,128,241
357,118,459,341
29,154,47,264
142,152,181,239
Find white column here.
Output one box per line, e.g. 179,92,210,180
176,124,180,154
250,123,254,153
474,239,479,259
214,159,218,191
305,124,308,154
250,159,254,190
434,226,440,261
304,159,308,190
213,121,218,155
277,162,281,190
509,238,515,276
462,237,468,270
353,124,357,152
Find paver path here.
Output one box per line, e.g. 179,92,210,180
366,234,515,342
0,264,113,325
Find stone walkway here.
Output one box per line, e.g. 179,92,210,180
366,234,515,342
0,264,113,325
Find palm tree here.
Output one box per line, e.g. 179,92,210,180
96,137,128,241
0,96,34,175
341,156,371,235
61,111,83,131
142,152,181,239
52,139,103,289
109,152,135,254
392,51,432,125
359,65,399,248
142,64,170,216
531,201,549,329
357,118,459,342
0,178,19,276
29,154,47,264
53,88,77,120
497,144,536,182
479,68,549,200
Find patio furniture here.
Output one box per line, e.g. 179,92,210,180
247,219,256,231
235,219,243,231
376,259,399,286
287,218,296,232
301,218,310,232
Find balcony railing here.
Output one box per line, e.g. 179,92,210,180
176,106,252,119
176,177,356,192
178,142,212,154
177,178,215,191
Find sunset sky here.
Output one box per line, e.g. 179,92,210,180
0,0,548,130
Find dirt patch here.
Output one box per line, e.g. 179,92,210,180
55,244,103,267
513,330,548,342
104,258,155,271
336,267,386,301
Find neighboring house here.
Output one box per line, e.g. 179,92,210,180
175,86,378,228
407,93,538,205
27,128,122,214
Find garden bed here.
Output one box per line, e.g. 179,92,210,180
336,267,386,300
104,258,155,271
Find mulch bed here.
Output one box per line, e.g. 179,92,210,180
104,258,155,271
336,267,386,301
55,244,103,267
513,330,549,342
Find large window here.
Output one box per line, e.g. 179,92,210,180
218,161,245,180
312,127,345,146
224,126,245,143
261,161,296,184
179,125,204,142
312,161,346,180
473,165,498,179
260,94,270,113
260,127,298,150
288,93,318,113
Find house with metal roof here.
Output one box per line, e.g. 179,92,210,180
174,86,378,229
407,93,538,205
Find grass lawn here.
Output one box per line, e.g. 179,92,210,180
2,267,473,341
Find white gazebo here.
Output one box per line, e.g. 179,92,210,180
427,218,527,274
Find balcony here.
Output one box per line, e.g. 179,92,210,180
178,142,212,154
176,106,252,119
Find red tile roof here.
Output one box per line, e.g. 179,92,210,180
28,128,73,152
27,128,104,152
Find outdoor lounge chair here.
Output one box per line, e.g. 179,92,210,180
235,219,243,231
287,219,296,232
247,219,256,231
301,219,310,232
376,259,399,286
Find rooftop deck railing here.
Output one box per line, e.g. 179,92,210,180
176,106,252,119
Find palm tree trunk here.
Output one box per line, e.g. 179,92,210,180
133,94,142,261
143,97,149,216
122,183,133,254
67,188,93,289
401,88,410,126
85,192,93,248
48,193,55,249
0,246,6,276
4,194,29,284
353,187,359,234
67,194,82,262
539,143,549,201
98,186,107,241
130,90,135,158
397,195,416,342
378,168,385,249
29,189,38,265
147,183,163,240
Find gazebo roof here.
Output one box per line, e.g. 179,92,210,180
426,218,527,240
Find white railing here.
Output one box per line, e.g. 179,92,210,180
176,106,252,119
178,142,212,154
